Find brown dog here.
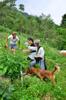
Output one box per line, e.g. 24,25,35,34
26,65,60,84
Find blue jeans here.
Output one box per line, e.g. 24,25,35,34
30,59,45,69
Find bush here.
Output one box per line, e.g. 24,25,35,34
0,25,11,33
0,48,28,80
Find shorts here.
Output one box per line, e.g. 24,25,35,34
10,44,17,49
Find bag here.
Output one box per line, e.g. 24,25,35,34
35,56,42,62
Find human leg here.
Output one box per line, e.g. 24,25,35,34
39,59,45,69
30,60,36,68
10,44,17,54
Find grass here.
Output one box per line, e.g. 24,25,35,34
0,32,66,100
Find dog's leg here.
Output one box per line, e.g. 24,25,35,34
36,72,44,80
50,75,56,85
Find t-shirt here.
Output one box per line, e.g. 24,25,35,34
37,47,45,60
8,35,19,45
27,44,37,60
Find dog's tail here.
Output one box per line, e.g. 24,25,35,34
52,65,60,74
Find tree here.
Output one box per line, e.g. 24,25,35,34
19,4,24,12
61,14,66,27
0,0,16,8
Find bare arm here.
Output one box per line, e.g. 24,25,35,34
23,49,31,53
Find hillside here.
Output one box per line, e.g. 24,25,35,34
0,0,66,49
0,31,66,100
0,0,66,100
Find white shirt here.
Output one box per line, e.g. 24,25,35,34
37,47,45,60
8,35,19,45
28,46,37,60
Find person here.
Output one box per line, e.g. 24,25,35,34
25,38,37,60
24,38,37,66
30,39,45,69
5,32,20,53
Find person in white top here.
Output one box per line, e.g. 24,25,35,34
30,40,45,69
24,38,37,69
25,38,37,60
6,32,19,53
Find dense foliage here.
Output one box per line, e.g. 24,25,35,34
0,0,66,49
0,33,66,100
0,0,66,100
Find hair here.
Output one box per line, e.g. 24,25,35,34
12,32,16,35
35,42,40,47
28,37,34,42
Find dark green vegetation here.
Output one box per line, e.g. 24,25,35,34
0,0,66,100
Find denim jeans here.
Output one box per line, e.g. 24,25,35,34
30,59,45,69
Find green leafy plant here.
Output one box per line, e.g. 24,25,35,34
0,49,28,81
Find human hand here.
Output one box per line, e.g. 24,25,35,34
5,44,8,48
